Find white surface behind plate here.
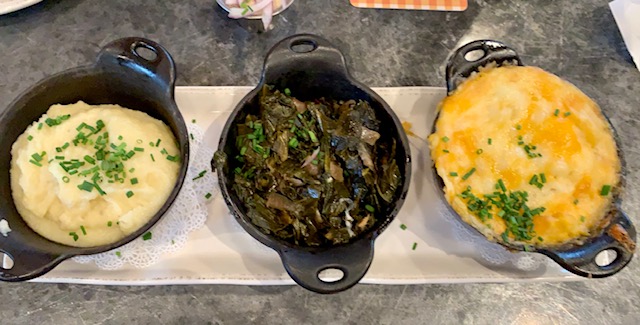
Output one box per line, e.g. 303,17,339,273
0,0,42,15
34,86,578,285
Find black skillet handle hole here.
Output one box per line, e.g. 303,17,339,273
0,251,14,270
133,43,158,62
318,268,345,283
595,249,618,267
464,49,486,62
290,40,318,54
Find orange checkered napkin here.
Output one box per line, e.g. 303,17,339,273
350,0,468,11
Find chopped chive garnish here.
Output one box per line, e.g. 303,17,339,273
150,154,155,162
130,178,138,185
149,141,155,147
205,192,212,199
142,232,152,241
166,155,179,162
538,236,544,242
31,153,43,162
193,170,207,180
55,155,65,160
365,205,375,213
62,142,69,149
400,224,407,230
488,138,492,145
80,225,86,235
450,172,458,177
134,147,144,152
529,174,539,185
136,139,143,144
118,135,123,141
580,216,586,222
69,232,79,241
62,176,70,183
234,167,242,174
126,191,134,198
554,109,560,116
308,131,318,143
476,149,483,154
516,124,522,130
115,251,121,258
156,139,161,147
442,136,449,143
540,173,546,183
497,179,506,192
288,137,299,148
129,168,135,173
107,221,112,227
38,123,43,130
84,155,96,165
573,199,579,205
600,185,611,196
190,133,194,140
284,88,291,96
27,135,33,141
77,181,94,192
29,159,42,167
462,168,476,180
412,242,417,250
191,119,196,123
564,112,571,117
442,149,450,153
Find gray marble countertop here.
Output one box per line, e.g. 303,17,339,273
1,0,639,324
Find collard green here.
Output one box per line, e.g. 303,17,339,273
228,86,401,246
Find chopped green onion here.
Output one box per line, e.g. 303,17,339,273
284,88,292,96
192,119,196,123
462,168,476,180
166,155,179,162
400,224,407,230
126,191,134,198
62,176,70,183
80,225,86,235
600,185,611,196
573,199,579,205
31,153,44,162
69,232,79,241
554,109,560,117
516,124,522,130
130,178,138,185
540,173,546,183
150,154,155,162
308,130,318,143
364,204,375,213
115,251,121,258
288,137,299,148
564,112,571,117
29,159,42,167
84,155,96,165
77,181,94,192
107,221,113,227
580,216,586,222
205,193,212,199
118,135,123,141
476,149,483,154
488,138,492,145
27,135,33,141
442,149,450,153
412,242,417,250
240,146,247,155
450,172,458,177
38,123,43,130
441,136,449,143
156,139,161,147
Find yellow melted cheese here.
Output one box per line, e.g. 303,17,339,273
428,66,620,246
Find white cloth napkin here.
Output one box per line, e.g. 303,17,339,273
610,0,640,71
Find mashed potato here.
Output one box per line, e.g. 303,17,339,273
10,101,181,247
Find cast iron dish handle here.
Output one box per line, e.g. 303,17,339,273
262,34,350,78
538,210,636,278
446,40,522,93
96,37,177,97
0,245,67,282
278,239,375,294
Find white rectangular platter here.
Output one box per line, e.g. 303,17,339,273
34,86,580,285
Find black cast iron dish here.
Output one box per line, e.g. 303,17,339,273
0,37,189,281
433,39,636,278
213,34,412,294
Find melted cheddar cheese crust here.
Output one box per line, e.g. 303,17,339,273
429,66,620,246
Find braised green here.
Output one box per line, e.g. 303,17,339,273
219,86,402,246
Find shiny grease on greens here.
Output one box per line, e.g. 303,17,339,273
222,86,402,246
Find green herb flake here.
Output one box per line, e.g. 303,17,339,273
600,185,611,196
516,124,522,130
27,135,33,141
554,109,560,117
476,149,483,155
400,224,407,230
192,119,196,123
156,139,161,147
69,232,79,241
462,167,476,180
441,136,450,143
308,130,318,143
580,216,586,222
442,149,450,153
77,181,94,192
488,138,492,145
80,225,87,235
62,176,70,183
107,221,113,227
450,172,458,177
150,154,155,162
126,191,134,198
564,112,571,117
38,123,43,130
540,173,546,183
142,232,152,241
115,251,122,258
205,192,212,199
130,178,138,185
412,242,418,250
573,199,579,205
284,88,292,96
365,204,375,213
